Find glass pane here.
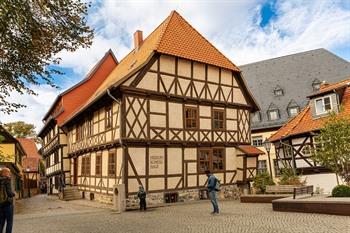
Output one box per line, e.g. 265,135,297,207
316,99,323,113
324,97,331,111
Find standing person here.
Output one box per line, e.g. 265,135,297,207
137,186,147,211
205,170,219,214
0,168,15,233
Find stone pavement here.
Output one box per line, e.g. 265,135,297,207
13,195,350,233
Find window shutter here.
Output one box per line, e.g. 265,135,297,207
330,93,339,114
311,100,317,118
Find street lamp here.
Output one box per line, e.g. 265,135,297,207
263,138,273,178
26,167,31,198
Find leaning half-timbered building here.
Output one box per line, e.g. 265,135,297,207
269,78,350,193
62,11,262,207
38,50,118,195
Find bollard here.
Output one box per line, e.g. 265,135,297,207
113,184,126,213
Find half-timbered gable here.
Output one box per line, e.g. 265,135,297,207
270,78,350,192
38,50,118,195
62,11,261,208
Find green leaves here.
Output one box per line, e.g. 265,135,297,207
0,0,94,114
4,121,36,138
312,112,350,184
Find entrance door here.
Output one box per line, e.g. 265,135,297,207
73,158,78,185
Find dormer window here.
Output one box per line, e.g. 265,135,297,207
287,99,300,117
268,109,280,120
274,85,284,96
312,79,321,91
251,112,261,123
315,95,332,115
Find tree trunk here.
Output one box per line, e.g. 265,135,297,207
335,173,339,185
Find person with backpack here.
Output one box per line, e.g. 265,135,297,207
205,170,220,214
0,168,15,233
137,185,147,211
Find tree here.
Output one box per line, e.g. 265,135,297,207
4,121,36,138
312,113,350,185
0,0,94,114
253,171,275,193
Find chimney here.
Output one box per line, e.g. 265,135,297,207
133,30,143,51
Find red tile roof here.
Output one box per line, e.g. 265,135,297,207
270,78,350,142
17,138,40,172
237,145,265,155
61,11,255,126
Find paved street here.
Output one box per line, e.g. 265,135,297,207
13,195,349,233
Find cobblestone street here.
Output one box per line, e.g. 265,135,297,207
13,195,350,233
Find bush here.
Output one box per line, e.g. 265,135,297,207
332,185,350,197
278,168,306,186
253,171,275,194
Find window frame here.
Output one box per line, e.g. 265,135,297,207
315,95,332,115
197,148,225,173
252,136,263,147
288,106,299,117
76,123,84,142
273,159,280,176
257,160,267,174
105,106,113,130
108,150,116,177
267,109,280,121
95,152,102,177
212,109,225,130
86,116,94,137
184,106,199,129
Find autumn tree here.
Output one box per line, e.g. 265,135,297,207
312,113,350,185
0,0,94,114
4,121,36,138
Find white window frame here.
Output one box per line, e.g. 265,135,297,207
268,109,279,121
288,106,299,117
252,136,263,147
315,95,332,115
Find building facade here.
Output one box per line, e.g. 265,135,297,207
62,11,262,207
241,49,350,179
269,79,350,193
38,50,118,195
0,125,25,198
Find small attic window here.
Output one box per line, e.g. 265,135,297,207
287,99,300,117
251,112,261,123
312,79,321,91
267,109,280,121
274,85,284,96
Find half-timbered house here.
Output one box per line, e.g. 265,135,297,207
38,50,118,195
62,11,262,207
269,78,350,193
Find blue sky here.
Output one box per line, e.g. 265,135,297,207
1,0,350,130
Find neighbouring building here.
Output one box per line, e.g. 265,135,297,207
38,50,118,195
60,11,263,208
17,138,41,197
240,49,350,179
269,79,350,193
0,125,25,198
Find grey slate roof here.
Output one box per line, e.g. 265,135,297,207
240,48,350,131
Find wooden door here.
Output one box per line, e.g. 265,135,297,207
73,158,78,185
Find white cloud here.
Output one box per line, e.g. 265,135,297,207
0,85,61,133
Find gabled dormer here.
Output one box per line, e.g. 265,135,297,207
308,80,350,118
267,103,280,121
286,99,300,117
273,85,284,97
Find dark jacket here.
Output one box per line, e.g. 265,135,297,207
0,177,15,206
137,187,146,199
207,174,217,192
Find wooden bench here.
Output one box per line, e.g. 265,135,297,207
266,185,297,194
293,185,314,199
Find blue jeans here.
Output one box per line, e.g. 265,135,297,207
208,191,219,213
0,204,13,233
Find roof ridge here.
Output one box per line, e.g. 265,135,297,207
154,10,176,49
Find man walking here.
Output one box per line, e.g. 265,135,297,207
205,170,219,214
0,168,15,233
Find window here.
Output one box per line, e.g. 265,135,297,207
105,106,113,129
54,151,59,164
252,136,263,147
198,150,211,173
198,148,225,173
76,123,83,141
46,157,50,167
108,151,116,176
288,106,299,117
268,109,280,120
301,145,311,156
315,96,332,115
81,157,86,175
87,116,93,137
273,159,280,176
185,106,198,129
212,109,225,130
251,112,261,123
85,156,91,176
212,149,224,171
95,153,102,176
257,160,267,173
